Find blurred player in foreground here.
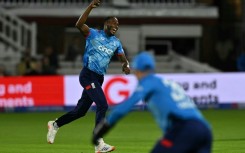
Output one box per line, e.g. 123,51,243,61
47,0,130,152
93,52,213,153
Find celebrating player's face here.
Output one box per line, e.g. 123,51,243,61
105,17,119,36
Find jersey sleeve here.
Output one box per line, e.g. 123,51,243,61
107,81,151,126
115,41,124,55
86,28,98,39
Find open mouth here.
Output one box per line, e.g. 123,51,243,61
111,28,117,34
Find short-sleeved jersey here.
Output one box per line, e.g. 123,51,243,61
83,28,124,75
107,74,209,133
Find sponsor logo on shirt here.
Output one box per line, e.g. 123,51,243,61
98,45,113,54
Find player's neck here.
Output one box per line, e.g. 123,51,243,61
104,30,113,37
137,72,153,80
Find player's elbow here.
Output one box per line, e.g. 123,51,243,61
75,22,82,29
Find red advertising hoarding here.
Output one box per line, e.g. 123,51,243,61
0,76,64,107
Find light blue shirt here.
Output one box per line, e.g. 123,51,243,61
83,28,124,75
107,74,208,132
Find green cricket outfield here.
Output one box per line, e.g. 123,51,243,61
0,110,245,153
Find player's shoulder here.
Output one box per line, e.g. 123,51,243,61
114,36,120,41
112,36,121,42
89,28,101,34
141,74,159,86
109,36,121,47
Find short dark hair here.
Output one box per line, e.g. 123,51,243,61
104,16,116,23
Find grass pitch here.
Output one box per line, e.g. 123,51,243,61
0,110,245,153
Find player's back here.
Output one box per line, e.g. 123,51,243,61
142,74,207,132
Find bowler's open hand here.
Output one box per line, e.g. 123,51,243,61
122,63,130,75
91,0,101,8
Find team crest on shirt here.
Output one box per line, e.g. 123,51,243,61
109,41,116,47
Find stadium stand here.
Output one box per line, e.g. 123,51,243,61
57,50,220,75
0,0,109,8
0,7,37,75
0,0,197,8
0,0,220,75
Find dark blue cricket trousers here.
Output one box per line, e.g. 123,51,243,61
56,67,108,127
151,119,212,153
